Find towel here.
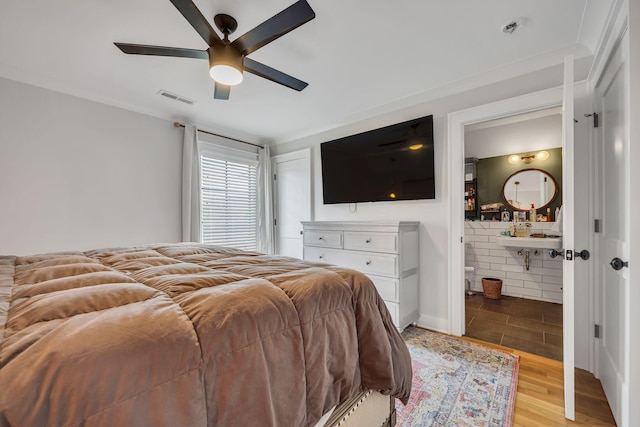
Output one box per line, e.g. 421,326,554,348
551,206,563,234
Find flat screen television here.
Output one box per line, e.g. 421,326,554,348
320,115,435,204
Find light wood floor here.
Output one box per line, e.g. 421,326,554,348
461,336,616,426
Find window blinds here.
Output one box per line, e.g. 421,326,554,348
200,144,259,251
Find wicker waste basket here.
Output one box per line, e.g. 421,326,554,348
482,278,502,300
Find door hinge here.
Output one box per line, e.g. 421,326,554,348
461,236,463,243
274,218,277,226
594,219,600,233
594,324,601,338
273,173,276,181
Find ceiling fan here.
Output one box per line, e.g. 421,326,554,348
114,0,315,100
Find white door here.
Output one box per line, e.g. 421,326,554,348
561,55,576,420
594,30,629,426
272,149,311,258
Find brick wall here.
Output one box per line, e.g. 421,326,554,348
464,221,563,303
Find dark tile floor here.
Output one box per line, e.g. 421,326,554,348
464,293,563,361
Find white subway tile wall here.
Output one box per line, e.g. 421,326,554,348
464,221,563,303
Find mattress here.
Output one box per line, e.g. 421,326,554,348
0,243,411,426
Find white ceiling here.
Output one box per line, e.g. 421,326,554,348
0,0,613,145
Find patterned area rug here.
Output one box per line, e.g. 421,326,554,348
396,327,519,427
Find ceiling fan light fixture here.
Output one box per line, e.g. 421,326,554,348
115,1,315,100
209,45,244,86
210,64,243,86
407,124,423,150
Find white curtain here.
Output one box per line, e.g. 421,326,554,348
181,124,201,242
257,144,274,254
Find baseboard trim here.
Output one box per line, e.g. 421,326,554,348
416,313,449,335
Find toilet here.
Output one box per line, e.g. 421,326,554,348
464,266,475,295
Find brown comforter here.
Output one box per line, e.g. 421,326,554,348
0,243,411,427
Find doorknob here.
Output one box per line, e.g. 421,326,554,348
550,249,590,260
610,257,629,270
549,249,564,259
575,249,590,260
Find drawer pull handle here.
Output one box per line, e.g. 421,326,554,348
366,260,372,265
365,239,371,243
318,236,324,240
319,255,324,259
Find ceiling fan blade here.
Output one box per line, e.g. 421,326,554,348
114,43,208,59
231,0,315,55
169,0,222,46
244,58,308,91
214,83,231,100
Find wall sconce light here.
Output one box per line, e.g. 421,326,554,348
508,150,549,164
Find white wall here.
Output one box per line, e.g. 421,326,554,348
272,65,593,338
0,78,182,255
465,114,562,159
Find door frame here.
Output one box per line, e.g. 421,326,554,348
447,86,565,336
628,3,640,425
448,83,578,418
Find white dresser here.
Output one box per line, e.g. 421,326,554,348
301,221,420,330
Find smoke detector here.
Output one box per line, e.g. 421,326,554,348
502,19,524,34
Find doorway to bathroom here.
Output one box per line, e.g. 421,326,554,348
462,108,564,361
449,63,597,420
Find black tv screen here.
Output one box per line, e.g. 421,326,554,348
321,115,435,204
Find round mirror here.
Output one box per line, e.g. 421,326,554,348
502,168,558,211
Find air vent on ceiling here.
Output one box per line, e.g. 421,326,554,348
157,90,195,105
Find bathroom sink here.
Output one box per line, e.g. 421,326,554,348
496,235,562,250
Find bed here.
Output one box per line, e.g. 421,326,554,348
0,243,411,426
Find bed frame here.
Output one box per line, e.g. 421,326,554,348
323,390,396,427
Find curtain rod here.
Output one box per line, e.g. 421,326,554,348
173,122,264,150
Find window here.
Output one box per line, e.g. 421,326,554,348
200,143,259,251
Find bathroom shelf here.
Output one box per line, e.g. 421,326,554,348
464,179,478,219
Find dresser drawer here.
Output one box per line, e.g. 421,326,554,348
368,275,399,302
303,246,338,263
335,251,398,277
304,247,397,277
303,230,342,248
343,232,397,253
